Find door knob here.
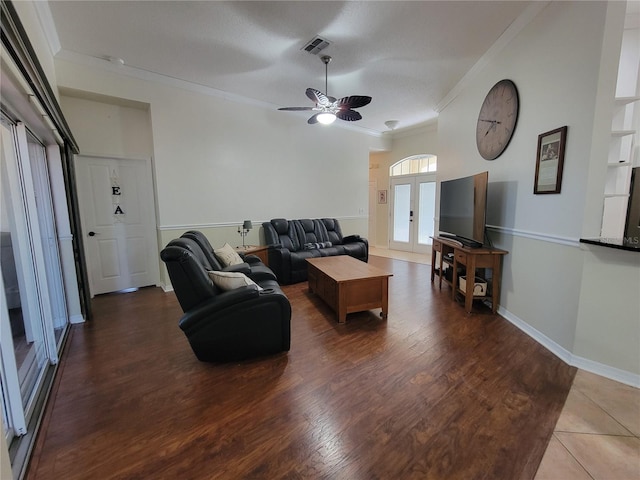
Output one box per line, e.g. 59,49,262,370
88,231,98,237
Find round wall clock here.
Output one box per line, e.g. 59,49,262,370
476,79,519,160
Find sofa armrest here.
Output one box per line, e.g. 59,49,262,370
241,254,262,265
343,234,362,243
179,289,292,362
178,288,291,338
222,263,251,275
267,246,292,284
178,286,259,330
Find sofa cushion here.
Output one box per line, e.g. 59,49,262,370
214,243,244,267
269,218,300,251
207,270,263,291
320,218,344,245
319,245,347,257
294,219,324,247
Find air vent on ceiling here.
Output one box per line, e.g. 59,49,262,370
301,36,331,55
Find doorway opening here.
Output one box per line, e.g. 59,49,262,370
388,155,437,254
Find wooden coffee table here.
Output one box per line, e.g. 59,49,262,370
306,256,393,323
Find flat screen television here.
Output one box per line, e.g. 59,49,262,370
438,171,488,248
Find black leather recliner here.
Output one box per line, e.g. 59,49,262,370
160,238,291,362
181,230,276,283
262,218,369,284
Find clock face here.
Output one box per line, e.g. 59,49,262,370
476,79,519,160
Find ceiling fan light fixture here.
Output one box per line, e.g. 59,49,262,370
278,55,371,125
317,112,336,125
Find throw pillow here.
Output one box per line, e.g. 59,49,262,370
207,270,263,291
214,243,244,267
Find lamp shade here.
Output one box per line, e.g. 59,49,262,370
242,220,253,230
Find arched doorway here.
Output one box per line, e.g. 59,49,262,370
389,155,437,253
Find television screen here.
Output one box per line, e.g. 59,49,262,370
439,171,488,247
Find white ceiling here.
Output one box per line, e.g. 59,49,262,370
45,1,532,135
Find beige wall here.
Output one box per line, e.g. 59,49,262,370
60,93,154,159
575,247,640,374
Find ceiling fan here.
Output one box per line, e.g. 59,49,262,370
278,55,372,125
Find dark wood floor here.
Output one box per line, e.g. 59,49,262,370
25,256,575,480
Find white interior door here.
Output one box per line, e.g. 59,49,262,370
76,156,159,295
389,173,436,253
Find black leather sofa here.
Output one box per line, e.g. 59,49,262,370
160,236,291,362
262,218,368,284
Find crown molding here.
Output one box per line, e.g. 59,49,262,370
385,118,438,140
55,49,383,139
32,0,60,56
436,1,549,113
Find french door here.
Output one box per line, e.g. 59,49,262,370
389,173,436,253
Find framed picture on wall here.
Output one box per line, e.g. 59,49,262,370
378,190,387,204
534,126,568,194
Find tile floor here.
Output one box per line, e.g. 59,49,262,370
535,369,640,479
369,246,430,264
371,247,640,479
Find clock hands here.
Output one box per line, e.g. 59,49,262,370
482,119,501,137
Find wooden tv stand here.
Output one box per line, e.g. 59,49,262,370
430,237,508,313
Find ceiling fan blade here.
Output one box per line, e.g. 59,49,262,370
336,109,363,122
278,107,315,111
337,95,372,109
306,88,332,107
307,113,320,124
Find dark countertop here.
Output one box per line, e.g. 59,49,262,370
579,237,640,252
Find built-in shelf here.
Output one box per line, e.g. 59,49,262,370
614,96,640,106
601,19,638,241
604,193,630,198
611,130,635,137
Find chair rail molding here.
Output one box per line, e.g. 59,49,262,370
486,224,580,248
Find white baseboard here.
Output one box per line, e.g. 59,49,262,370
571,355,640,388
498,305,640,388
